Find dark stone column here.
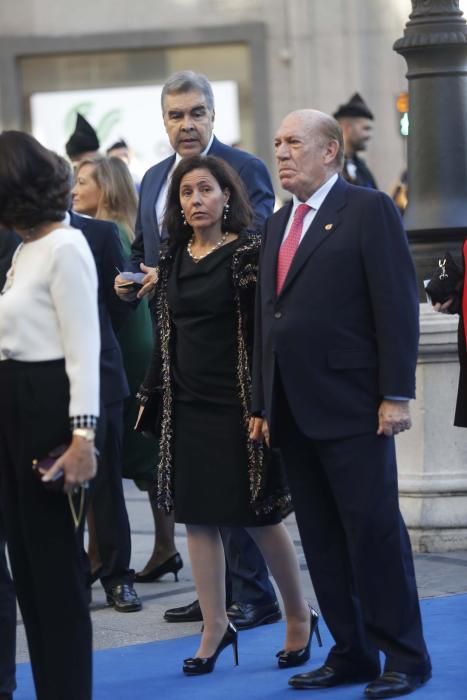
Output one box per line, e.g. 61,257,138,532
394,0,467,296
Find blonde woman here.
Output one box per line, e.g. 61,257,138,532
72,157,182,582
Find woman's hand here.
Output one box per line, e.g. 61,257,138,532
42,435,97,493
249,417,270,447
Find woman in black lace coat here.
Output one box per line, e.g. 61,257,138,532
140,155,318,676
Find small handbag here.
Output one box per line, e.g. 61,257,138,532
32,444,69,492
32,443,91,529
425,251,463,308
134,391,162,439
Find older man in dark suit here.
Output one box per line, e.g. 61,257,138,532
251,109,431,698
115,70,280,629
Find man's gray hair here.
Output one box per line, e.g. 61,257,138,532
318,114,345,171
161,71,215,113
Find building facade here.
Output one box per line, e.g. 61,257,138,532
0,0,412,193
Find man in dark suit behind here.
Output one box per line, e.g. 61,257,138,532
333,93,377,189
114,70,280,629
251,109,431,698
69,212,141,613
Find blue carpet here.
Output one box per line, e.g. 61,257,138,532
16,594,467,698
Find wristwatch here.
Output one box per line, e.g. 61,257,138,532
73,428,96,442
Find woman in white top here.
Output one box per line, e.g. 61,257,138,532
0,131,100,700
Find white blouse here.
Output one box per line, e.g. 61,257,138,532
0,226,100,419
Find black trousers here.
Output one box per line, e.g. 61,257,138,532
89,399,133,590
278,393,431,677
0,360,92,700
0,509,16,696
220,527,277,606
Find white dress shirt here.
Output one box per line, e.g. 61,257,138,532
281,173,338,245
0,226,100,418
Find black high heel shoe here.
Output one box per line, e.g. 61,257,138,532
276,606,322,669
183,622,239,675
134,552,183,583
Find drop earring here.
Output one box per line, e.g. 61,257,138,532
181,208,187,226
223,202,230,223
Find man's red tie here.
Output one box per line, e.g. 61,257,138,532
276,203,311,294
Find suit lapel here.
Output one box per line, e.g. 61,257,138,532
150,155,176,237
278,177,348,297
207,135,221,156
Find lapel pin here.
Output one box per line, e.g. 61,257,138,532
324,223,333,231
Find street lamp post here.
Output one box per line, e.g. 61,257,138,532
394,0,467,295
393,1,467,553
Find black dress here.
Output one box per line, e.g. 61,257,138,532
167,239,280,527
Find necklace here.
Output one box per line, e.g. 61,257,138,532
187,232,229,262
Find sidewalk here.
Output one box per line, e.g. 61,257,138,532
15,480,467,661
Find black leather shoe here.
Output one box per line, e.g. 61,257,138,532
289,664,376,689
364,670,432,698
164,599,203,623
106,584,142,612
135,552,183,583
227,600,282,630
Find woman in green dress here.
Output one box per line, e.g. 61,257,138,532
72,156,182,581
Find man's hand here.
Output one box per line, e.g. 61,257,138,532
114,274,139,302
377,399,411,437
137,263,159,299
114,264,159,301
433,297,454,313
249,416,270,446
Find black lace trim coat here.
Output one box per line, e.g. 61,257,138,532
144,233,290,516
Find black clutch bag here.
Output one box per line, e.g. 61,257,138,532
425,252,463,307
134,391,162,439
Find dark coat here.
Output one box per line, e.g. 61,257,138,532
145,235,289,516
127,136,275,270
252,176,419,444
343,154,378,189
69,212,129,406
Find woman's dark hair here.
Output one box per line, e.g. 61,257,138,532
164,155,254,245
0,130,73,229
